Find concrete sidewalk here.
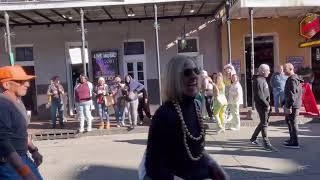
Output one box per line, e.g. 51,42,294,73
29,105,320,138
35,124,320,180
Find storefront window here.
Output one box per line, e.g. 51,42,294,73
124,41,144,55
178,38,198,53
15,47,33,61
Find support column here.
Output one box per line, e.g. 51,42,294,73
226,0,232,64
154,4,162,105
247,7,258,120
4,11,14,66
80,8,87,77
249,8,255,110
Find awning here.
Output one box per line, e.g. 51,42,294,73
0,0,225,27
299,39,320,48
229,0,320,19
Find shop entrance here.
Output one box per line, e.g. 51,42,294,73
245,36,275,106
65,42,89,115
312,46,320,103
21,66,37,114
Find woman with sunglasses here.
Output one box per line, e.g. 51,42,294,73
144,55,228,180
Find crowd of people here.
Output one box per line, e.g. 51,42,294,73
0,54,306,179
197,63,243,134
47,73,151,132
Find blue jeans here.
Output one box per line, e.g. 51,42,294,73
0,154,43,180
114,103,125,124
50,100,64,127
77,101,93,131
97,103,109,122
273,89,284,113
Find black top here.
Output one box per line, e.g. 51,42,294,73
253,75,270,109
284,74,303,109
145,95,213,180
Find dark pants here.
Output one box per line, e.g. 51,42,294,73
50,99,64,128
138,98,151,121
205,96,214,118
251,106,271,145
285,108,299,144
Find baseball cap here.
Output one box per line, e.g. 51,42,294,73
0,65,36,83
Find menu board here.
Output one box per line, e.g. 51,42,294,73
92,50,119,85
287,56,304,69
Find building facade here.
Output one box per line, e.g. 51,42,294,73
0,17,222,118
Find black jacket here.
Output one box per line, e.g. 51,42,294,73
284,74,303,109
145,96,214,180
253,75,270,109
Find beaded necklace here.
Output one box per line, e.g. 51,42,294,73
173,100,205,161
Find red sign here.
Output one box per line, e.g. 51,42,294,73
300,14,320,39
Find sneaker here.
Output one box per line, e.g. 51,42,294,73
230,127,240,131
283,139,291,145
217,128,225,134
250,139,259,145
284,143,300,149
79,129,84,133
87,128,92,132
263,144,279,152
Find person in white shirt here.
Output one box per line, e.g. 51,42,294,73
227,74,243,131
201,71,215,122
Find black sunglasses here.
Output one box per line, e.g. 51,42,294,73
183,68,200,77
11,80,28,84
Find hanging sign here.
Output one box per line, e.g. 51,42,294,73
287,56,304,69
300,13,320,39
92,50,119,86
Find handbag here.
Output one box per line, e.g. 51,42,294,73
128,91,137,101
104,95,115,107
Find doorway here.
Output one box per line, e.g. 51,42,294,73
124,61,146,85
19,66,37,114
65,43,89,115
123,40,147,86
245,36,275,106
312,46,320,103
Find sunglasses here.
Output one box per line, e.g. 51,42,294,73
183,68,200,77
10,80,28,85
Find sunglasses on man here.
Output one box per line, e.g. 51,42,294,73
183,68,200,77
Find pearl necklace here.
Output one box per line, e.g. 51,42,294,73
173,100,205,161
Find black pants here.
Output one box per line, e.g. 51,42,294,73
285,108,299,144
138,98,151,120
251,106,271,145
205,96,214,118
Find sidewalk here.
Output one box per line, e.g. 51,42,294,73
35,124,320,180
29,105,320,140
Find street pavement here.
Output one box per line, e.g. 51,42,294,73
35,123,320,180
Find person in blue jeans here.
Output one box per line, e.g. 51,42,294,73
270,65,288,113
95,77,110,129
47,76,65,128
111,76,126,127
0,65,43,180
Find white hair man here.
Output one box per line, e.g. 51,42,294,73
250,64,277,151
283,63,303,149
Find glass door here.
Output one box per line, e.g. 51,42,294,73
125,61,145,85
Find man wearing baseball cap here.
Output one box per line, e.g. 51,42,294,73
0,65,43,180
